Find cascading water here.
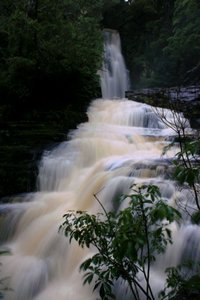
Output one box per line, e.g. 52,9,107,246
0,30,199,300
100,30,129,99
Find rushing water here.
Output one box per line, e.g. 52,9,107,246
0,30,199,300
100,30,129,99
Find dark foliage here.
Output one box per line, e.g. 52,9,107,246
102,0,200,88
0,0,105,111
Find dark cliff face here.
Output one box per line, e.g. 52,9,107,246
126,85,200,129
0,108,87,200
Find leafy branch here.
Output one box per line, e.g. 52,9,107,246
60,184,181,300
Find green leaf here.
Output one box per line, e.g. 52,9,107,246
83,272,94,285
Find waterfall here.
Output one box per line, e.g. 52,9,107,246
0,31,199,300
100,30,129,99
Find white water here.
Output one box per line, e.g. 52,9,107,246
0,31,199,300
100,30,129,99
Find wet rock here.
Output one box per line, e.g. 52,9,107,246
0,109,86,199
126,85,200,128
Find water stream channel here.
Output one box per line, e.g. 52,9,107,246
0,30,199,300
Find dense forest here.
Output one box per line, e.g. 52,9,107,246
0,0,200,108
104,0,200,87
0,0,105,110
0,0,199,197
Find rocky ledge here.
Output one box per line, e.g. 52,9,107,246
126,85,200,129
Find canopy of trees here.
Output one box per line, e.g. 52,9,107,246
0,0,110,110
